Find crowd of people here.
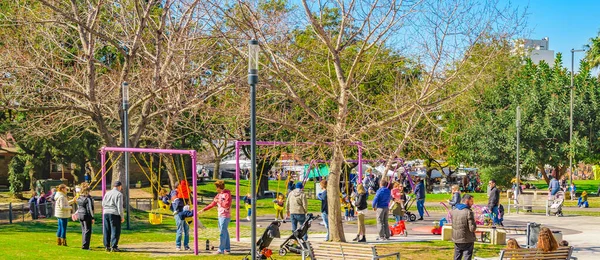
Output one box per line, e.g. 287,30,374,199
37,169,591,257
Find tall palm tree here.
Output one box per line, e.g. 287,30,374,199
585,31,600,69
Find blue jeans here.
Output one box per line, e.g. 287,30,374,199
492,206,500,224
417,199,425,218
217,217,231,252
247,208,252,217
291,214,308,241
321,212,329,241
175,217,189,248
394,215,402,223
56,217,68,238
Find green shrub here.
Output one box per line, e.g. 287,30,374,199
480,166,514,191
7,154,32,198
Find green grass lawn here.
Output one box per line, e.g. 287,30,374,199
530,179,600,194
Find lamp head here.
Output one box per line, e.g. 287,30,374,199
248,39,259,84
122,81,129,102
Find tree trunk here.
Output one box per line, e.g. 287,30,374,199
111,158,125,188
164,154,178,189
327,146,345,242
213,156,222,180
257,157,276,197
29,162,36,192
87,161,96,183
70,163,79,184
539,165,549,184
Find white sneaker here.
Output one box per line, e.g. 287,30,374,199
246,216,251,221
176,247,182,251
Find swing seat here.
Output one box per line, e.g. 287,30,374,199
149,212,163,225
157,200,169,210
274,203,284,211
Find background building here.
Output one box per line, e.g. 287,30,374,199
515,37,556,66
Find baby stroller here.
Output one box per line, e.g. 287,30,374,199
243,221,281,260
549,191,565,217
403,195,417,222
279,213,319,259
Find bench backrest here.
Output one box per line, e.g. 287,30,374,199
500,246,573,260
312,242,377,260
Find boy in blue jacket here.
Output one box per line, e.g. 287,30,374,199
174,205,194,250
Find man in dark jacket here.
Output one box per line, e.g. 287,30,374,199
451,194,477,260
372,179,391,240
414,178,426,220
487,179,501,225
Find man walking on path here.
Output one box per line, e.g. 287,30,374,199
452,194,477,260
414,178,426,220
287,182,308,241
487,179,501,225
372,179,391,240
102,181,124,252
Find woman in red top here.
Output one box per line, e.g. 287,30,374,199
200,180,232,254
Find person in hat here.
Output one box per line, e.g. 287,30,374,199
287,181,308,240
102,181,124,252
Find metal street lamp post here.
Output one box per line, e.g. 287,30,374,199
122,81,131,230
569,49,585,187
248,39,259,260
516,106,520,185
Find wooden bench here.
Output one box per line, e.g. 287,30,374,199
312,242,400,260
507,189,552,215
499,246,574,260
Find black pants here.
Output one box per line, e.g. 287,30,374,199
454,242,474,260
103,214,121,249
80,216,93,249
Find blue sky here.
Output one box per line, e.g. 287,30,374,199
517,0,599,70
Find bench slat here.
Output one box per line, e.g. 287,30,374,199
500,247,572,260
312,242,396,260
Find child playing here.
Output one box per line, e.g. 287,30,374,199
273,193,286,222
243,193,253,221
578,191,589,208
341,194,351,221
175,205,194,251
158,189,171,210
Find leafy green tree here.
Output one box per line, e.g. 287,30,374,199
585,30,600,69
454,55,600,185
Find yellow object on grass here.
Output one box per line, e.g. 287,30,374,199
149,212,162,225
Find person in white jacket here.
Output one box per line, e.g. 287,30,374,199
54,184,74,246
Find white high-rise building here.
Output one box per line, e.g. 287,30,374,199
514,37,555,66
